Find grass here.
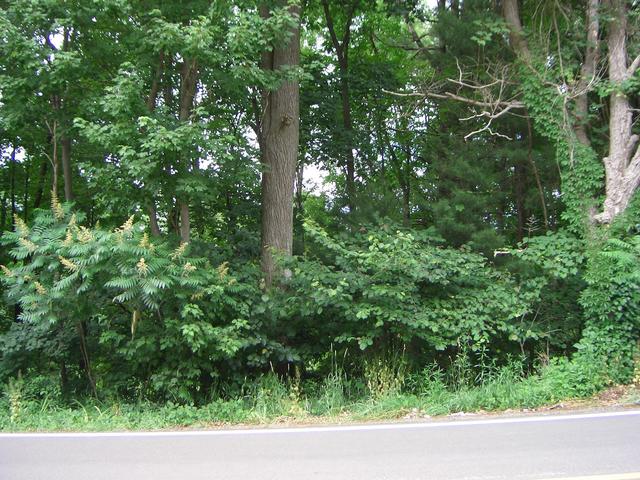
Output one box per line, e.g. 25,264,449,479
2,356,638,432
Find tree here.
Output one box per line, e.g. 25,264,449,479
320,0,359,211
502,0,640,224
259,1,301,287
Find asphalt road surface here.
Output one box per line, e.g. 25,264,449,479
1,410,639,480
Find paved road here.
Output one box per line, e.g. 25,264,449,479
1,410,639,480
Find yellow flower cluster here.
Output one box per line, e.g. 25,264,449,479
51,191,65,220
77,226,93,243
13,215,29,238
136,257,149,275
59,256,79,272
170,242,188,260
139,233,150,248
19,238,37,252
182,262,196,275
34,281,47,295
217,261,229,279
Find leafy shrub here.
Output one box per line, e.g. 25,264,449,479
576,235,640,383
0,200,250,400
276,221,530,357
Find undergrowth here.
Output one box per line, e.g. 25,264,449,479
1,354,635,432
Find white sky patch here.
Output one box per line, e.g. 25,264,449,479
303,162,332,196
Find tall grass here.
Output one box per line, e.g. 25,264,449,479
1,352,634,432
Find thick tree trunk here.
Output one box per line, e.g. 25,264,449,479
594,0,640,223
573,0,600,146
259,1,300,287
503,0,640,223
502,0,530,62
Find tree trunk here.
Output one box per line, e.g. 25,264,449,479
148,203,161,237
47,120,60,198
340,72,356,210
145,52,164,237
10,148,16,225
321,0,357,211
177,57,198,242
573,0,600,146
514,154,526,242
526,114,549,229
502,0,530,62
179,200,190,243
0,192,6,230
33,156,48,209
259,1,300,287
503,0,640,223
594,0,640,223
23,157,29,221
61,134,73,202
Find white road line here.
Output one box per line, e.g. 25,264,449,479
538,474,640,480
1,409,639,439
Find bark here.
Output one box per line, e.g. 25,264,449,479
573,0,600,146
294,161,305,255
594,0,640,223
23,157,29,221
10,148,16,224
179,200,190,243
77,321,97,398
321,0,357,211
61,134,73,201
259,1,300,287
451,0,460,17
502,0,640,223
147,51,164,112
47,115,60,197
148,203,161,237
0,192,6,230
177,57,199,242
502,0,531,62
514,154,526,242
145,51,165,237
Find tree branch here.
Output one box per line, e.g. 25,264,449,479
627,54,640,77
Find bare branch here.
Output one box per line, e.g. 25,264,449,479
627,54,640,77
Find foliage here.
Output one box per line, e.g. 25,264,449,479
273,222,539,357
4,353,637,432
575,234,640,383
0,0,639,425
0,202,249,401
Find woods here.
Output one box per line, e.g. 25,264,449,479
0,0,639,421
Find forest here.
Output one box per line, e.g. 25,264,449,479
0,0,639,429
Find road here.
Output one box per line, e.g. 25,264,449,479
1,410,639,480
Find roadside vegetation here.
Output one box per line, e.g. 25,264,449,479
1,1,640,432
3,348,639,432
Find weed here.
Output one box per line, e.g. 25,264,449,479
6,374,23,424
